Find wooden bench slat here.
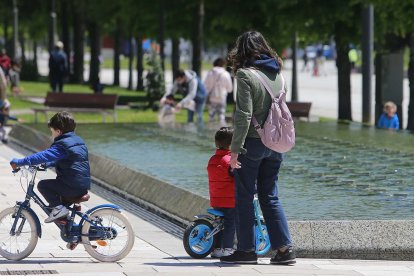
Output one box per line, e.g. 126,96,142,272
32,92,119,123
287,102,312,120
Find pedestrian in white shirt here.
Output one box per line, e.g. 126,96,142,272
204,58,233,124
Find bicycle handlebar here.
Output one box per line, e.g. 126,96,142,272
11,165,47,174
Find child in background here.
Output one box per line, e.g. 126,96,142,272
207,127,235,258
9,61,22,96
377,101,399,130
0,99,20,143
10,111,90,223
158,94,177,124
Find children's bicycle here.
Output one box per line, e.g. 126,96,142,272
183,196,270,258
0,165,135,262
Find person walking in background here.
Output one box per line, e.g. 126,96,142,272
204,58,233,124
221,31,295,265
208,127,236,258
49,41,68,93
161,69,206,124
301,51,309,72
0,99,21,143
377,101,399,130
0,48,11,76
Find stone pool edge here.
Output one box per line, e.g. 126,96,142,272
9,124,414,261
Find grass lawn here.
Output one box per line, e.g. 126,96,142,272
7,80,234,124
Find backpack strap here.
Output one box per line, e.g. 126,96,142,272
247,68,285,130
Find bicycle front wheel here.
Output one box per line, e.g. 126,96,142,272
0,207,39,260
255,220,271,255
183,220,216,259
81,208,135,262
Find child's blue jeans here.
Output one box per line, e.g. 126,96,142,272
214,207,236,249
38,179,88,207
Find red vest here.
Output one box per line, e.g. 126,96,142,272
207,149,235,208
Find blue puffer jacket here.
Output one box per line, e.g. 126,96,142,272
12,132,91,190
53,132,90,189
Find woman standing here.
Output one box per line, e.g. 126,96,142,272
220,31,295,265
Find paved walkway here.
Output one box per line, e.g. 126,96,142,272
2,144,414,275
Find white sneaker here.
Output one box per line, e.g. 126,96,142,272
45,205,70,223
211,248,234,258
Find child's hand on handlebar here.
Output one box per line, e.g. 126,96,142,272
10,159,19,172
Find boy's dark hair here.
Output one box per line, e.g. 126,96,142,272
48,111,76,133
215,127,233,149
213,57,226,67
175,69,186,79
166,94,175,101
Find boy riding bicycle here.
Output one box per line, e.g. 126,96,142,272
10,111,90,223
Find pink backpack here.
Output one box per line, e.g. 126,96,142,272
248,68,295,153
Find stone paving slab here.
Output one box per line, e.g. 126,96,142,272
1,143,414,275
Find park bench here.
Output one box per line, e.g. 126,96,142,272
32,92,119,123
286,102,312,121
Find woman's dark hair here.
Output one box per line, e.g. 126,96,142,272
175,69,186,79
215,127,233,149
227,30,283,74
213,57,226,67
48,111,76,133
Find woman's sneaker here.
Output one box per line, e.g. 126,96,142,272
220,250,257,264
270,248,296,265
211,248,234,258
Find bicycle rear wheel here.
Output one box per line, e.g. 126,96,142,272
0,207,38,260
81,208,135,262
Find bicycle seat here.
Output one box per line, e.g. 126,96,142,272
207,208,224,217
61,193,90,204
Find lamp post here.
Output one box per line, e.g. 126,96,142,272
12,0,18,60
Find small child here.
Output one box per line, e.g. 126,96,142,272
10,111,91,223
0,99,19,143
377,101,399,130
207,127,235,258
158,94,177,124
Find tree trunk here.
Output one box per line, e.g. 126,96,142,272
407,33,414,130
374,52,383,126
113,18,121,86
191,0,204,76
291,32,298,101
48,0,56,53
3,19,9,53
136,35,144,91
158,2,165,71
172,37,180,79
127,34,134,90
88,21,101,89
72,1,84,83
33,41,38,69
19,36,25,63
61,0,70,75
335,28,352,121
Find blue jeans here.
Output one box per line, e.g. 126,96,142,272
187,97,206,124
234,138,292,251
214,207,236,249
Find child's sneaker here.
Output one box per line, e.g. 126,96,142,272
45,205,70,223
211,248,234,258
